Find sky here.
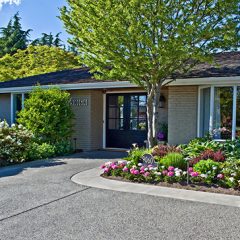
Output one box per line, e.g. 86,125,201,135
0,0,70,44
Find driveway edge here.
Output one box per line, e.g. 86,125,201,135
71,168,240,208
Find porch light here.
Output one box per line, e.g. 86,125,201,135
159,95,166,108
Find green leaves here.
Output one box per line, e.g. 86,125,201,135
60,0,239,86
18,87,74,144
0,45,80,82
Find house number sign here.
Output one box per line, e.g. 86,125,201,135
140,154,156,166
70,98,88,107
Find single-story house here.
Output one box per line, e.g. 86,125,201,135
0,52,239,150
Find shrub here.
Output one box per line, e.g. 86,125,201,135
152,144,181,158
160,152,187,170
27,142,56,160
190,149,225,165
54,140,73,156
124,148,151,164
0,120,33,163
193,159,220,174
18,87,74,144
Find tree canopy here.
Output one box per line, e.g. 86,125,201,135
60,0,239,147
0,13,31,57
0,45,80,82
31,32,64,48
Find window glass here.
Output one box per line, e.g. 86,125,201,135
200,88,210,137
13,94,22,122
213,87,233,139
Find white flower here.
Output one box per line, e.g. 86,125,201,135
155,172,162,176
212,166,217,170
207,171,211,174
144,168,148,171
149,167,153,171
153,167,158,171
18,124,23,129
175,172,181,177
138,163,143,167
11,123,16,127
229,177,234,182
5,135,12,140
161,166,165,169
231,173,237,177
182,171,187,175
200,174,208,178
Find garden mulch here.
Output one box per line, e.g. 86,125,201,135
102,175,240,196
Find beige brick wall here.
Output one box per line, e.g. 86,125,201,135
69,90,103,150
168,86,198,145
0,94,11,123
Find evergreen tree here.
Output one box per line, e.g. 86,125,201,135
0,13,31,57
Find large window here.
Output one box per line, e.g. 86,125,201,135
213,87,233,139
11,93,27,123
199,86,240,140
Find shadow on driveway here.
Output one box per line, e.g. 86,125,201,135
0,159,66,178
0,150,127,178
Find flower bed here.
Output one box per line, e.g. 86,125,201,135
101,138,240,195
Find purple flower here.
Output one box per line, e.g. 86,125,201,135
167,171,174,177
123,167,129,172
104,168,110,173
162,170,168,176
168,166,175,171
217,173,224,179
130,168,135,174
190,172,199,177
157,132,165,141
140,170,145,174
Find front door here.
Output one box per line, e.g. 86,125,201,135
106,93,148,148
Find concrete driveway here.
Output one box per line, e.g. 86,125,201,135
0,151,239,240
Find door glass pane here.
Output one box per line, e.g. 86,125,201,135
236,87,240,138
200,88,210,137
213,87,233,139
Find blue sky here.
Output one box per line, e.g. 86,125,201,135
0,0,70,44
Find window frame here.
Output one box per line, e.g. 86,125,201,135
198,85,238,141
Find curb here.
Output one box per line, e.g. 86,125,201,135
71,168,240,208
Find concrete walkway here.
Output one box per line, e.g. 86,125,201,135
72,168,240,208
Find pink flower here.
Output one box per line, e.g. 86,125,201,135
144,172,150,177
140,166,145,171
104,168,110,173
188,167,193,173
168,166,175,171
100,164,105,169
130,168,135,174
123,167,129,172
167,171,174,177
111,165,118,170
140,170,145,174
148,165,153,168
162,170,168,176
190,172,199,177
217,173,224,179
133,170,139,175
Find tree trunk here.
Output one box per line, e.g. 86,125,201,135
146,83,162,149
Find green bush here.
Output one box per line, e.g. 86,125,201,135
0,120,34,163
54,140,73,156
18,87,74,144
160,152,187,170
193,159,220,174
124,148,151,164
27,142,56,160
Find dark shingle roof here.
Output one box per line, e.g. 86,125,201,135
0,67,111,89
0,51,239,89
178,51,240,79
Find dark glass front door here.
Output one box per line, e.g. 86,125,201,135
106,93,147,148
